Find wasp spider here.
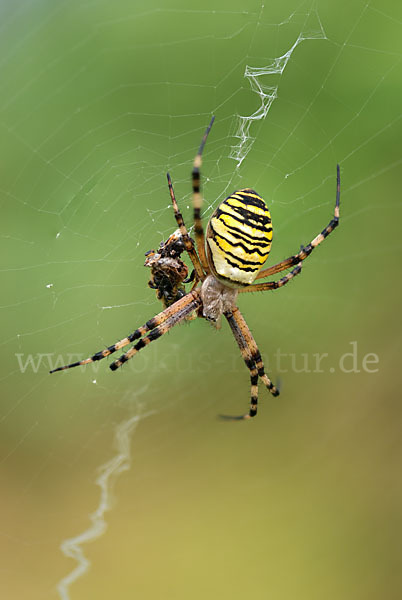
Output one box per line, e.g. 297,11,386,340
50,117,341,420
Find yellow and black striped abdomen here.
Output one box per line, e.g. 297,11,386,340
206,189,273,286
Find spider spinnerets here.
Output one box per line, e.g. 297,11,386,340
50,116,341,420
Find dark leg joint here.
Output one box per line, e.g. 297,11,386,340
148,329,162,341
253,350,262,363
245,358,254,370
128,329,142,342
134,339,146,351
145,318,157,330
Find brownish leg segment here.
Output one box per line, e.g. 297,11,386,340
255,165,340,280
192,116,215,273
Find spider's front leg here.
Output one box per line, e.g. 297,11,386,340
49,290,200,373
221,307,279,420
109,291,202,370
230,307,279,399
220,310,260,420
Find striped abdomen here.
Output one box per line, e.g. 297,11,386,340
206,189,273,286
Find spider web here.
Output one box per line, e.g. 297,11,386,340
1,1,401,599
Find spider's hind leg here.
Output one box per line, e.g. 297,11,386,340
192,116,215,273
166,173,205,282
254,164,341,281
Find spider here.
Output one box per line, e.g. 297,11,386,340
50,116,341,420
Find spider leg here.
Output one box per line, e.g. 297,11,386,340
49,290,200,373
192,116,215,273
110,294,202,371
231,307,279,398
183,269,195,284
239,262,302,293
167,173,206,281
221,306,280,420
221,309,260,420
255,164,340,280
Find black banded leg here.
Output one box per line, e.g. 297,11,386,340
110,295,202,371
49,290,200,373
239,262,302,293
167,173,206,281
192,116,215,273
231,307,279,397
221,310,260,420
255,164,341,280
49,327,150,373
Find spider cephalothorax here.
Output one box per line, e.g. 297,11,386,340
200,275,238,325
50,117,341,420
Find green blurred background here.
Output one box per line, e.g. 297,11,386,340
1,0,402,598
